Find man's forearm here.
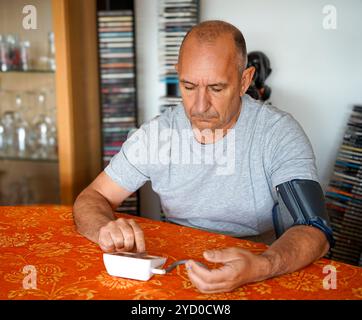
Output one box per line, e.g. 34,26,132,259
73,189,116,243
261,225,330,279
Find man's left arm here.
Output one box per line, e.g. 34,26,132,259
261,224,330,277
186,225,329,293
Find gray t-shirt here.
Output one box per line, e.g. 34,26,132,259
105,94,319,238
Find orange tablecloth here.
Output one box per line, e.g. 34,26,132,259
0,205,361,300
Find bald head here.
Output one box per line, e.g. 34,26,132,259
179,20,248,71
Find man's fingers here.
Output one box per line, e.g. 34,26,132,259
98,218,145,253
98,231,115,252
116,219,135,251
108,224,125,251
186,260,234,292
128,219,146,253
203,247,245,263
186,259,235,284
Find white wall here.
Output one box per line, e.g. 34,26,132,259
135,0,362,218
135,0,160,125
135,0,162,219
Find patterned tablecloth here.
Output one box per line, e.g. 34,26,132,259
0,205,361,300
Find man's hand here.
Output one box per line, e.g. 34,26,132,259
98,218,146,253
185,247,271,293
186,226,329,294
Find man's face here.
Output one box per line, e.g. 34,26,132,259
176,34,252,132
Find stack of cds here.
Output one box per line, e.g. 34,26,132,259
158,0,199,113
325,105,362,266
97,7,138,215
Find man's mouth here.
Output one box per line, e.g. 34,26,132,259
193,117,215,122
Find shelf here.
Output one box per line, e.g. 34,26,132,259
0,155,58,163
0,70,55,74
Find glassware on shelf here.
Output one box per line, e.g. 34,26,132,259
0,122,4,156
20,41,31,71
0,91,14,156
0,34,9,72
13,93,31,158
0,34,33,72
0,92,29,158
6,34,21,71
31,91,57,159
15,120,28,157
32,118,50,158
47,32,56,71
1,110,17,157
0,91,4,155
46,88,57,159
0,89,57,160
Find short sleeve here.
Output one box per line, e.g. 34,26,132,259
104,124,150,192
264,114,319,188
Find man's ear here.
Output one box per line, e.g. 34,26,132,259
240,66,255,96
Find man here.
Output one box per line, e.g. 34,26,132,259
73,20,332,293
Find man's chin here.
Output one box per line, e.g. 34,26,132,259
193,123,214,131
192,119,217,130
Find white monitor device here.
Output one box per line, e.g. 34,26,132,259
103,252,167,281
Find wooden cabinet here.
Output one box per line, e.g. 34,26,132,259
0,0,102,205
0,0,60,204
52,0,101,205
1,0,142,208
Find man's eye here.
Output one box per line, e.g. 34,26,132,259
210,87,222,92
184,86,195,91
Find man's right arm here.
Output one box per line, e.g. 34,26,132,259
73,171,146,253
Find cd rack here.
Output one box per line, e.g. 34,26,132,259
325,105,362,266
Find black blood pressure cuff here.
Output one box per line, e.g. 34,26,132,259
272,179,335,248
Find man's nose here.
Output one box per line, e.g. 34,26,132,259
194,88,210,114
